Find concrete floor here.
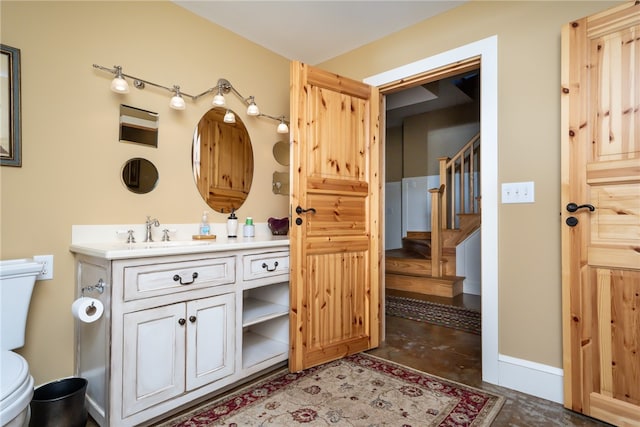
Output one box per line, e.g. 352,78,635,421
368,291,611,426
88,292,611,426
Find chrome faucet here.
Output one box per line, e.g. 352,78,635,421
144,216,160,242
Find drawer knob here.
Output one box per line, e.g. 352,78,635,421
261,261,279,272
173,272,199,285
189,315,196,323
178,318,186,326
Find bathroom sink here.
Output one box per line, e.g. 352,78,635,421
120,240,212,249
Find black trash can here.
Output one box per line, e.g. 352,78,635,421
29,377,88,427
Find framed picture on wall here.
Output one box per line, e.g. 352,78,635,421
1,44,22,167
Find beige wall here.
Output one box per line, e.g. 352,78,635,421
403,102,480,177
1,0,627,386
320,1,623,367
1,1,289,385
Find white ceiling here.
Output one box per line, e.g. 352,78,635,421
172,1,467,65
173,1,475,127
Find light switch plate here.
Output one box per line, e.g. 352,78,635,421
502,181,535,204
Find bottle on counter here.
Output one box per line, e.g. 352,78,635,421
227,209,238,238
243,217,255,237
199,211,210,235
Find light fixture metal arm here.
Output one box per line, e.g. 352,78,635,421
92,64,288,126
259,112,289,124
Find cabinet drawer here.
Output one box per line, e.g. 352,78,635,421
242,251,289,285
123,257,235,301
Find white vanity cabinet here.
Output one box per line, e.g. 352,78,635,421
71,237,289,427
121,293,235,417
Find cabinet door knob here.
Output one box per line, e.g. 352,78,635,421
189,315,196,323
178,318,186,326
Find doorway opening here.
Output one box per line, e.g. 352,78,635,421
384,65,481,289
365,35,499,384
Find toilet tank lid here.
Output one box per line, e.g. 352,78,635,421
0,258,43,278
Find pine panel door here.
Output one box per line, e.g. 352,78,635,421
289,61,381,372
561,2,640,425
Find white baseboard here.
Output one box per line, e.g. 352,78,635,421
497,354,564,404
463,280,481,295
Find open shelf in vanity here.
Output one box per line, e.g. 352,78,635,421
242,281,289,372
240,250,290,375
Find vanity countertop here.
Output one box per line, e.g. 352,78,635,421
70,235,290,260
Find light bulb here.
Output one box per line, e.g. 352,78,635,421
224,110,236,123
169,86,186,110
246,97,259,116
170,94,185,110
212,93,226,106
110,66,129,93
111,77,129,93
277,121,289,134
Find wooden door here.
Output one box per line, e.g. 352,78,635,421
289,61,381,372
561,2,640,425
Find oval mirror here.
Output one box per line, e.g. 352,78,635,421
121,158,159,194
272,141,289,166
192,107,254,213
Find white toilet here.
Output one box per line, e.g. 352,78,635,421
0,259,43,427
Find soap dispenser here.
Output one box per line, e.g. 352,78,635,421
199,211,210,236
243,217,255,237
227,209,238,238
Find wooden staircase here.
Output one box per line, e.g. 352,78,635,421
385,133,481,298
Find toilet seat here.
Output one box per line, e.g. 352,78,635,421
0,351,33,425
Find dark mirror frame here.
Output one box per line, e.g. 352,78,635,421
119,105,159,147
1,44,22,167
121,158,159,194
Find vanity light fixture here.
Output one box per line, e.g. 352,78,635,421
110,66,129,93
169,85,186,110
93,64,290,133
223,110,236,124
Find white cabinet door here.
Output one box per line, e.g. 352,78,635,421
122,304,186,417
186,293,235,390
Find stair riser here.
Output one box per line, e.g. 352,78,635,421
386,259,432,276
386,273,462,298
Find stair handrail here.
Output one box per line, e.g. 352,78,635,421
429,184,445,277
438,132,480,229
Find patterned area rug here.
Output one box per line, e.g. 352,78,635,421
386,296,481,335
160,353,503,426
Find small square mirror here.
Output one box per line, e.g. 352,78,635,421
119,105,158,147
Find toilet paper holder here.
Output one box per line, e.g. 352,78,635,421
81,279,105,296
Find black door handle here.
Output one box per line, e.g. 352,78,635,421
566,203,595,213
296,206,316,215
